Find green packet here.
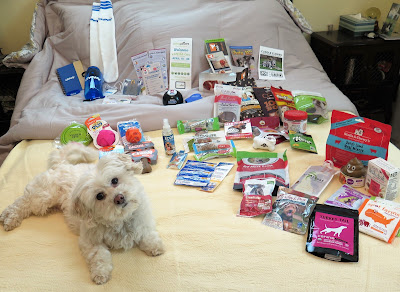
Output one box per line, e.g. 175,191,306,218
292,90,328,124
177,117,220,134
289,133,317,154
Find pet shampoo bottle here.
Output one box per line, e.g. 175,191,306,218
162,118,176,155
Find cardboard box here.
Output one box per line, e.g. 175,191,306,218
365,158,399,200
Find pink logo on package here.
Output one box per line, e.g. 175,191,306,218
313,212,354,255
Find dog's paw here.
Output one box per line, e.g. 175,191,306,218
92,273,111,285
0,208,22,231
142,240,165,257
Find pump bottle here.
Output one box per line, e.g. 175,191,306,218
162,118,176,155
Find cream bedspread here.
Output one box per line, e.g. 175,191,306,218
0,116,399,291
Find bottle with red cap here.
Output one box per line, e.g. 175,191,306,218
283,110,308,134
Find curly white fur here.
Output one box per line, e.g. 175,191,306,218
0,143,164,285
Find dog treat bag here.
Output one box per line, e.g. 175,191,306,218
306,204,359,262
262,187,318,235
252,87,279,118
214,94,242,126
358,199,400,243
292,90,328,124
238,178,275,217
233,151,289,190
326,110,391,168
270,86,296,122
292,161,338,197
324,185,369,210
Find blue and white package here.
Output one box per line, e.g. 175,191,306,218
84,66,104,101
174,160,217,187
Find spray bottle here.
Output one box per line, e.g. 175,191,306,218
162,118,176,155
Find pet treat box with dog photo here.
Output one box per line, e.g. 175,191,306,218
1,0,400,291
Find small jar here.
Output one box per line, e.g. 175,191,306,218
283,110,307,134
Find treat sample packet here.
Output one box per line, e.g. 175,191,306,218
324,185,369,210
224,119,253,140
262,187,318,235
238,178,275,217
177,117,220,134
252,87,279,118
306,204,359,262
289,133,318,154
233,151,289,191
214,94,242,126
326,110,391,168
358,199,400,243
292,161,338,197
292,90,329,124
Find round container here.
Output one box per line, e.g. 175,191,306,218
283,110,307,134
339,171,366,188
60,123,92,146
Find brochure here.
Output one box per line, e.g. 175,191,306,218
142,62,165,95
131,51,149,79
229,45,257,78
258,46,285,80
148,48,168,89
205,38,228,55
169,38,193,90
206,51,232,73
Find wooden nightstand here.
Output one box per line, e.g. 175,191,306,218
310,30,400,123
0,57,25,136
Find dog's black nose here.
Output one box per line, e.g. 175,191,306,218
114,194,125,205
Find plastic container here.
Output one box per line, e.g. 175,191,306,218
162,118,176,155
283,110,308,134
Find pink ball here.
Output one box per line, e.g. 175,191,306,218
97,130,116,147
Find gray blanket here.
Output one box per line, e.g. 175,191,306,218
0,0,357,164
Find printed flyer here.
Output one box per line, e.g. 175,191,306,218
258,46,285,80
169,38,193,90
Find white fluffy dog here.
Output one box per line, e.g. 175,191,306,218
0,143,164,285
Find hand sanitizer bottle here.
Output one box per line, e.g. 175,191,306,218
162,118,176,155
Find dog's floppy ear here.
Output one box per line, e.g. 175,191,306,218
115,153,143,175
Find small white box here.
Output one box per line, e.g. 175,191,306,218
198,69,240,92
365,158,399,200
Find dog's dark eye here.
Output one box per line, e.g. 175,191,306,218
111,178,118,185
96,192,106,200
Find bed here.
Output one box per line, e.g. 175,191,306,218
1,0,399,290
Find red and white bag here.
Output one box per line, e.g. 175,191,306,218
326,110,391,168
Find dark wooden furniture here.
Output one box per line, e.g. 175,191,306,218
310,30,400,123
0,55,25,136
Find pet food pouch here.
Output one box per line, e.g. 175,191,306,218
370,197,400,237
252,87,279,118
324,185,369,210
262,187,318,235
326,110,391,168
238,178,275,217
233,151,289,190
358,199,400,243
289,133,318,154
214,94,242,126
224,119,252,140
306,204,359,262
292,90,328,124
270,86,296,122
292,161,338,197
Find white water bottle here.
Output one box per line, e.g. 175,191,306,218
162,118,176,155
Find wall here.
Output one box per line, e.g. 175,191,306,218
295,0,396,32
0,0,398,55
0,0,38,55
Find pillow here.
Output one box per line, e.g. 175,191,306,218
276,0,313,34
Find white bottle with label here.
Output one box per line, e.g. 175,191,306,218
162,118,176,155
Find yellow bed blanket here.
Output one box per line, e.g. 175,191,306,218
0,117,399,291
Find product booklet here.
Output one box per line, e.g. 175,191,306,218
258,46,285,80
